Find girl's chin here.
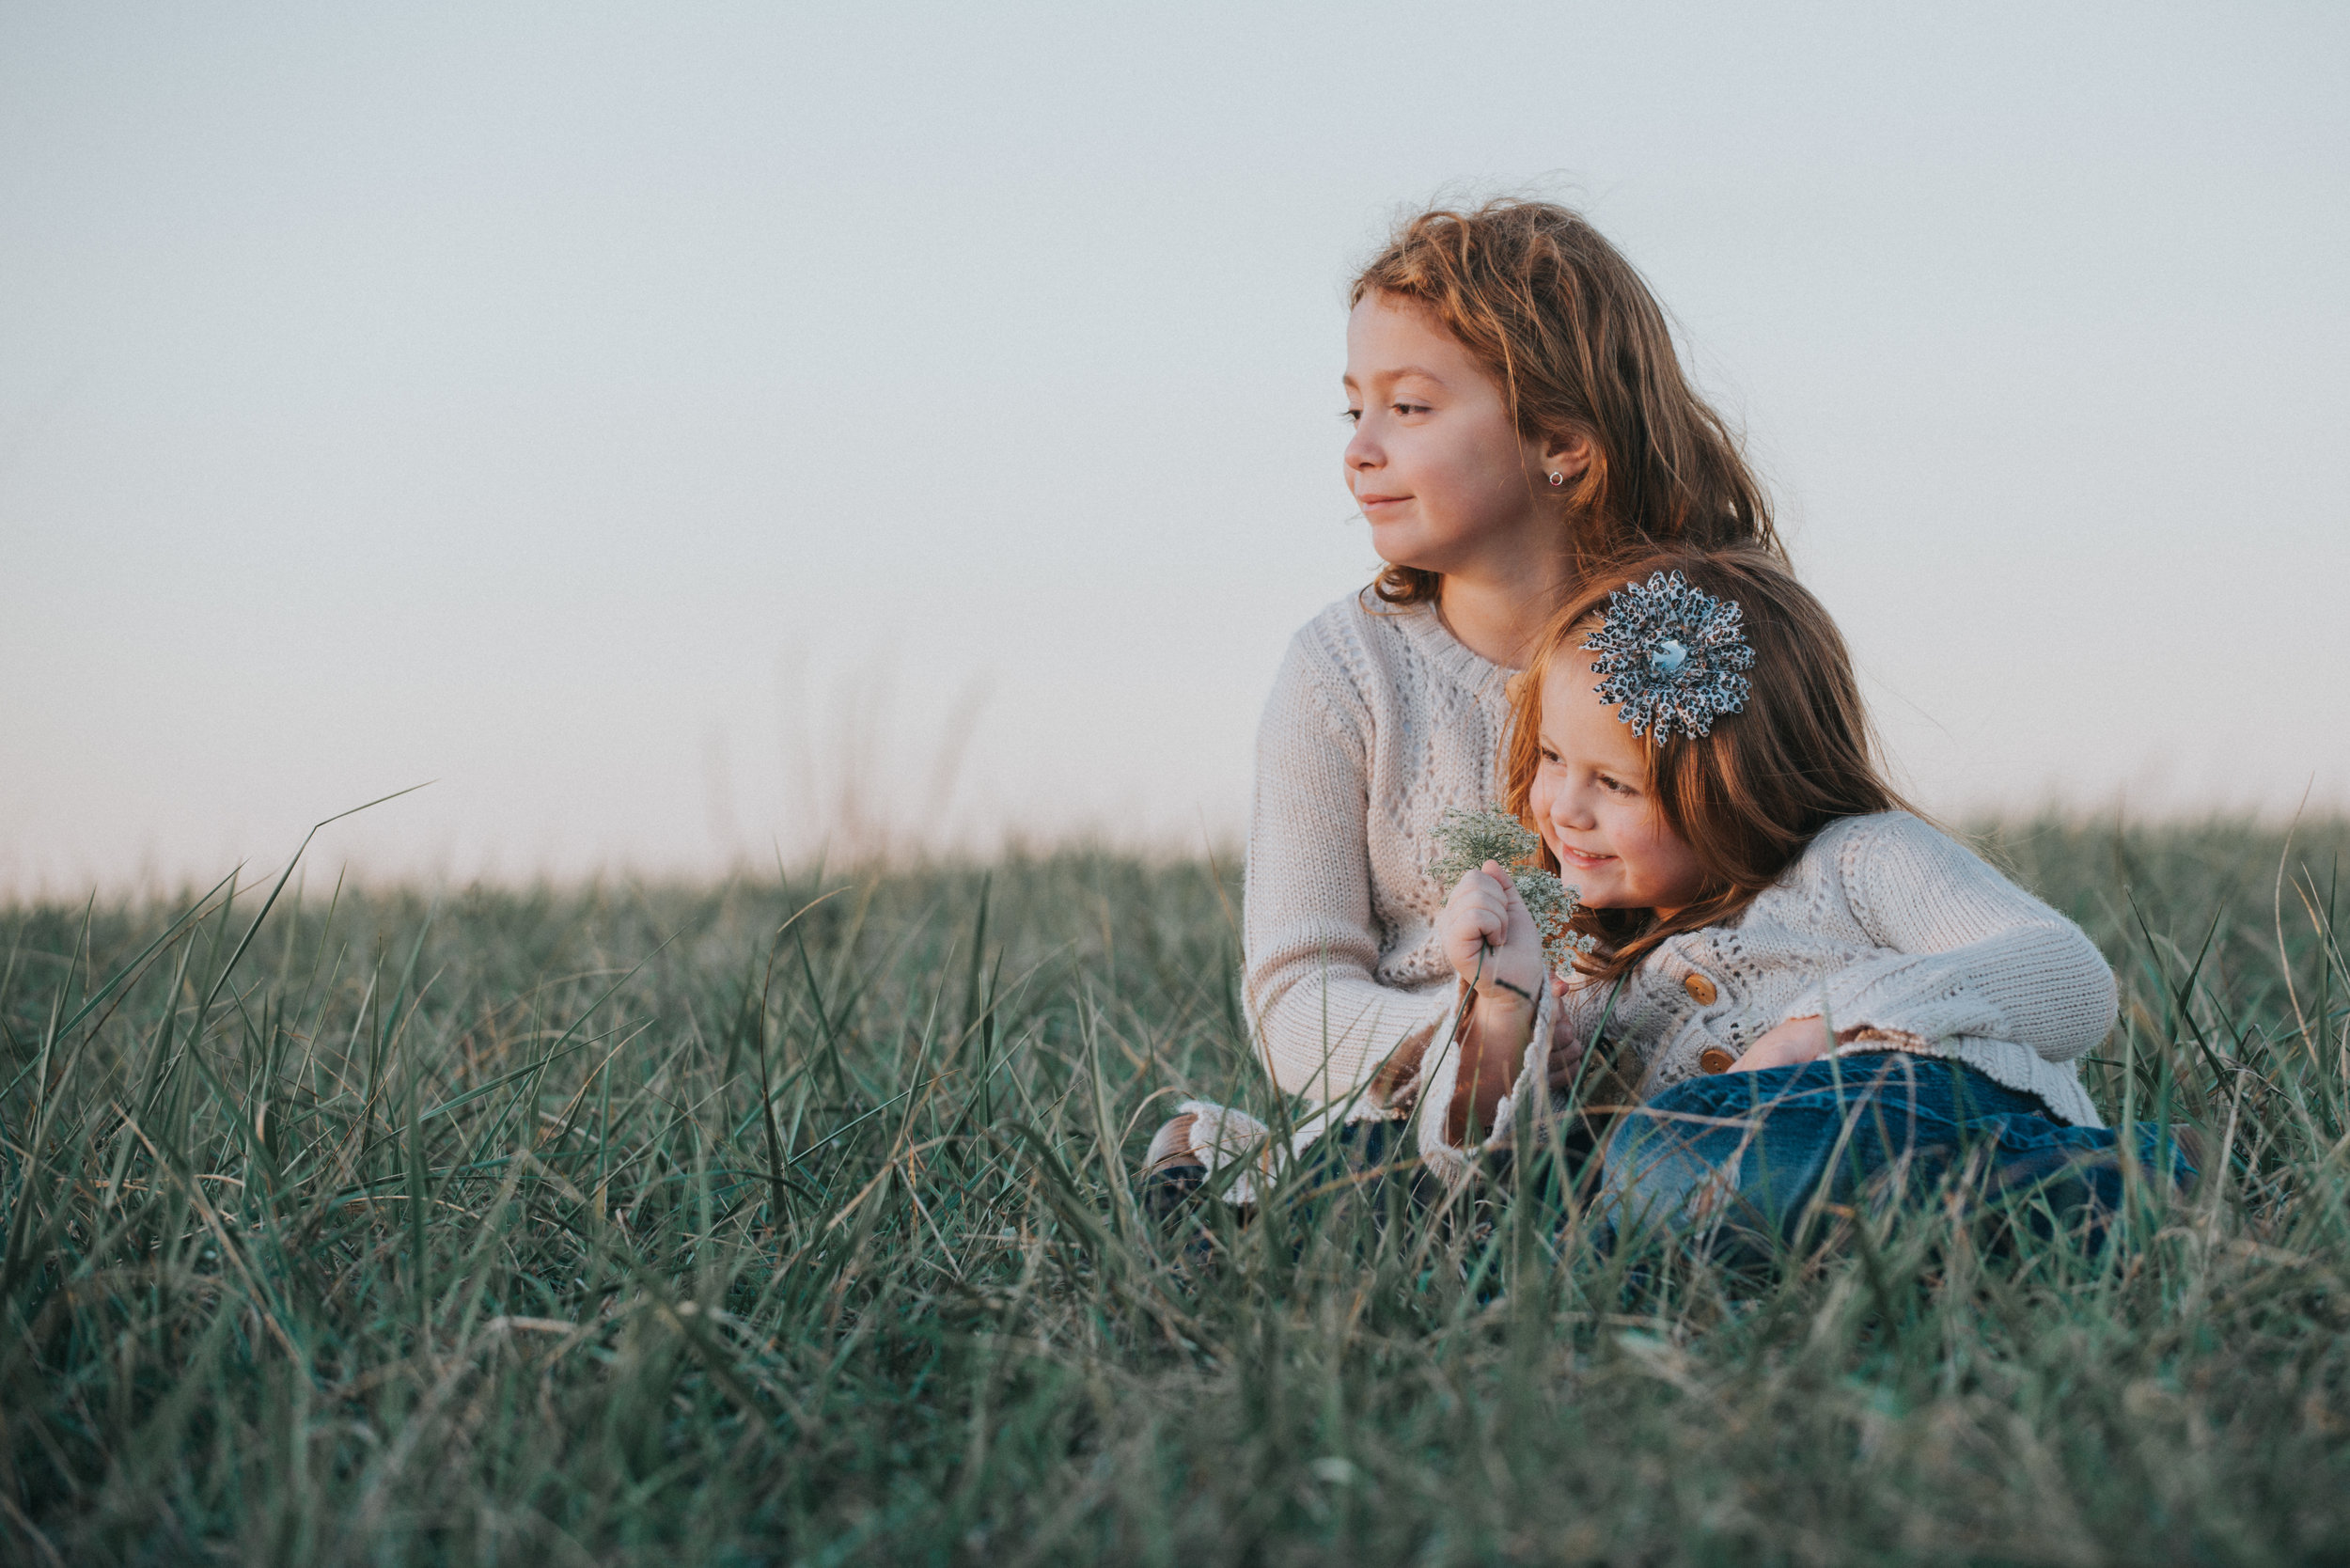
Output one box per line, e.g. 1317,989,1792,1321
1367,543,1436,572
1564,879,1622,904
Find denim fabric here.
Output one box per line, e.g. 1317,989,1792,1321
1597,1053,2195,1250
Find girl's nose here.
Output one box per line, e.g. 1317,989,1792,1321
1343,425,1380,473
1550,785,1598,834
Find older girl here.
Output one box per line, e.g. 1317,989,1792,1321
1424,546,2195,1241
1149,200,1776,1195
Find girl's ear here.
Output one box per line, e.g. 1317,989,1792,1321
1542,428,1597,481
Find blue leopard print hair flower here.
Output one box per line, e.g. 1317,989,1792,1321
1582,570,1754,742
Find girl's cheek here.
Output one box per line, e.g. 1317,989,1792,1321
1528,779,1561,856
1638,813,1705,904
1607,808,1653,886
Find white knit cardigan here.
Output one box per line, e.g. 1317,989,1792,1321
1410,810,2119,1181
1241,588,1514,1110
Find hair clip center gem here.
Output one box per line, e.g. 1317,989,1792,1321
1649,638,1688,674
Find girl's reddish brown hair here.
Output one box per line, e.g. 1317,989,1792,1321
1352,198,1778,603
1501,544,1915,982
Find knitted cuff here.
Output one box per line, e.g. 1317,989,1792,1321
1832,1025,1936,1056
1414,982,1559,1183
1810,959,2001,1053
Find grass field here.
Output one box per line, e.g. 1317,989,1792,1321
5,817,2350,1565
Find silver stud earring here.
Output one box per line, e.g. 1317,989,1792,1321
1548,471,1566,487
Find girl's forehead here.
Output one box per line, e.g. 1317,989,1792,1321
1541,650,1649,761
1542,644,1605,698
1346,293,1472,370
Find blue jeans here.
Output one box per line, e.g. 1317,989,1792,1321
1597,1053,2196,1250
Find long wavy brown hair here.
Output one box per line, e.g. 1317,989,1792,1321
1500,545,1916,983
1352,198,1778,603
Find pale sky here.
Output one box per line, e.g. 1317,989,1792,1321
5,2,2346,894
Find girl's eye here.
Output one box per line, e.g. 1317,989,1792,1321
1598,774,1637,796
1340,408,1362,424
1391,401,1429,417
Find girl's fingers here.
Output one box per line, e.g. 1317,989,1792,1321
1453,871,1503,910
1545,1041,1585,1088
1480,862,1539,945
1480,861,1528,912
1460,885,1506,932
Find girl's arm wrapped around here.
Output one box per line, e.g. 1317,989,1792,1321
1790,814,2118,1064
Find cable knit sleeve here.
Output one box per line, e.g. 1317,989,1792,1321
1789,815,2118,1065
1242,635,1456,1103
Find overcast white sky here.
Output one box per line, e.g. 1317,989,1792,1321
4,2,2346,894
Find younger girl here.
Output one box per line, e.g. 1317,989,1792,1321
1147,198,1775,1197
1424,545,2194,1240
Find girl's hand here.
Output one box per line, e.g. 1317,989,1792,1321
1725,1014,1832,1074
1436,861,1545,1010
1544,1028,1587,1091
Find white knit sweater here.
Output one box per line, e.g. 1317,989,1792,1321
1242,588,1514,1107
1411,810,2119,1178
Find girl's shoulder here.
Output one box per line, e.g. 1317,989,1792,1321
1283,588,1511,701
1750,811,1966,915
1769,810,2046,940
1798,809,1939,863
1801,810,1985,881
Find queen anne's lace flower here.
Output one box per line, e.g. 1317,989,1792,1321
1428,806,1596,974
1583,570,1753,741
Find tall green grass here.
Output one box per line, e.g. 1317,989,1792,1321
4,818,2348,1565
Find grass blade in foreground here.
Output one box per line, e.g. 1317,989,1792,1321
1,823,2347,1564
